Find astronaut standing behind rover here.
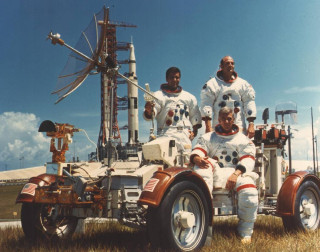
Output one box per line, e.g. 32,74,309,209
190,106,258,244
143,67,202,164
201,56,256,138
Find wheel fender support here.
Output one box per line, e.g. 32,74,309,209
16,173,59,203
276,171,320,216
138,167,213,222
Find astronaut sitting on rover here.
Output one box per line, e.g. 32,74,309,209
190,106,258,244
143,67,202,164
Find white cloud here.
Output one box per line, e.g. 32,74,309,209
284,86,320,94
286,122,318,161
0,112,102,171
0,112,50,170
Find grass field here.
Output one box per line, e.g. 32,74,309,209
0,216,320,251
1,185,320,251
0,185,23,220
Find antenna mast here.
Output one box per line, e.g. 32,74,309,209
311,107,316,175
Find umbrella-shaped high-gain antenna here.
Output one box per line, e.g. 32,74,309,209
47,7,108,104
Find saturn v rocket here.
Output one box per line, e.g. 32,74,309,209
127,43,139,144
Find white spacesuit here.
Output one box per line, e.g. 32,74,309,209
191,124,258,239
144,84,202,160
200,70,256,132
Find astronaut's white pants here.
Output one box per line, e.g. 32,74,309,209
236,176,258,238
194,159,258,238
237,186,258,237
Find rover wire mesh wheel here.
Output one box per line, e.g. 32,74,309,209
147,181,210,251
21,203,78,241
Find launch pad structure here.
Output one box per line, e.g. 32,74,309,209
48,6,141,165
97,9,140,163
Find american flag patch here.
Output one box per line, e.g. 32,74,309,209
21,183,38,196
143,178,159,192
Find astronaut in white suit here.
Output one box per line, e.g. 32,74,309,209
144,67,202,163
201,56,256,138
190,107,258,244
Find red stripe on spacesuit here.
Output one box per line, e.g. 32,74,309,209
239,155,255,161
160,84,182,93
215,124,239,136
236,184,256,192
216,70,238,83
193,147,207,156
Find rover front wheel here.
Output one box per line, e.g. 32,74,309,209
147,181,210,251
21,203,78,241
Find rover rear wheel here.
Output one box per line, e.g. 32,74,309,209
282,180,320,231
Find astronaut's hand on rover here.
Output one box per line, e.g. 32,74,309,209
193,156,210,169
226,170,241,190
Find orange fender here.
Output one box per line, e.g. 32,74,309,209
16,174,61,203
276,171,320,216
138,167,213,222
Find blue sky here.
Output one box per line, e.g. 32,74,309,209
1,0,320,170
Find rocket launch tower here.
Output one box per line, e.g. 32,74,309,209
97,18,139,162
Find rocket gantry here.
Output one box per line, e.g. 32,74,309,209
127,43,139,144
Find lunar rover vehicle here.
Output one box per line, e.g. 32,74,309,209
16,107,320,251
